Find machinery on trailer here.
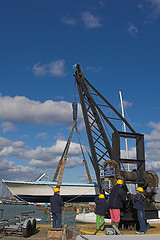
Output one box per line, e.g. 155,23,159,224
73,64,159,223
0,209,36,238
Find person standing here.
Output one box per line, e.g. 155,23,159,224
94,194,108,231
50,187,64,228
127,187,147,234
108,179,126,228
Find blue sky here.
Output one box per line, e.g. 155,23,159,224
0,0,160,189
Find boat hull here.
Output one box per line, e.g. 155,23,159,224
75,212,160,224
2,180,102,203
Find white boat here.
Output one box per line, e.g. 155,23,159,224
75,212,160,224
75,212,111,224
2,178,102,203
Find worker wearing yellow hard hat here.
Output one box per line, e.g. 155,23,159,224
127,186,147,234
50,187,64,228
94,193,108,231
54,187,60,193
108,179,126,229
136,187,143,193
116,179,123,185
99,194,105,199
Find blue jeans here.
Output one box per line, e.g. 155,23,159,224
52,213,61,228
137,210,147,233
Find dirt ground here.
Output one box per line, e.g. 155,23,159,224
1,223,160,240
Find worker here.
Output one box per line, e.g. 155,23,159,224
94,194,108,231
108,179,126,229
50,187,64,228
127,187,147,234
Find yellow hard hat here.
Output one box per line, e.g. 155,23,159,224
137,187,143,192
54,187,60,193
116,179,123,185
99,194,105,199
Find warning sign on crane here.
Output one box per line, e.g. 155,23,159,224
100,168,114,178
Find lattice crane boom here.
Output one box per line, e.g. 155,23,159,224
73,64,158,205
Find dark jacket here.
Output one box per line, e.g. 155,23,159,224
50,193,64,214
108,184,126,209
94,196,108,216
129,193,145,212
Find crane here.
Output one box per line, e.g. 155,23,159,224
73,64,159,220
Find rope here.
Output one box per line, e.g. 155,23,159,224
75,126,92,183
61,188,97,234
65,188,97,203
75,127,93,165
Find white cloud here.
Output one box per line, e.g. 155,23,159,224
0,137,24,157
137,4,143,10
149,0,160,19
61,12,102,29
20,139,82,162
120,120,160,172
145,139,160,163
122,100,133,109
0,159,40,181
121,147,136,159
0,137,57,162
0,146,16,157
36,132,47,138
0,137,40,180
99,0,107,6
25,140,84,169
61,16,76,25
1,122,16,133
29,156,82,169
0,95,83,126
77,172,96,183
0,137,15,148
86,65,103,72
0,135,85,180
0,158,14,171
146,161,160,172
29,158,59,168
32,59,65,77
128,23,138,36
81,12,102,28
1,137,83,168
145,122,160,141
138,0,160,21
144,121,160,171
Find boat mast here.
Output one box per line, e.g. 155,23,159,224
119,90,132,192
118,91,129,167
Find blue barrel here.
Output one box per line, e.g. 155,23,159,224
72,101,77,121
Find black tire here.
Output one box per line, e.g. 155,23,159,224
31,219,36,235
22,220,32,238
